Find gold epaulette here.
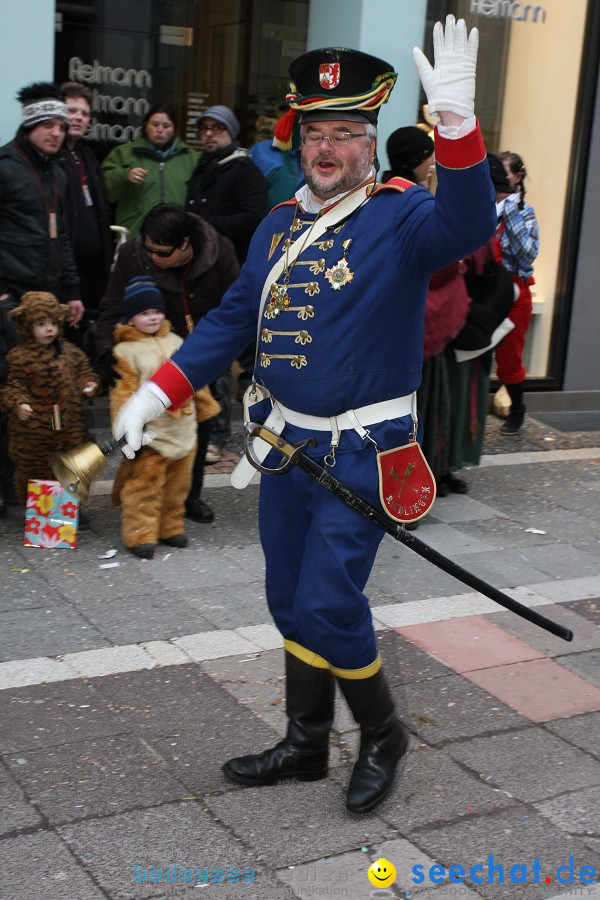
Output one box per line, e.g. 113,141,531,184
270,197,297,213
370,176,416,195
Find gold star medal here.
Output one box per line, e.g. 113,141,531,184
266,283,290,317
325,258,354,291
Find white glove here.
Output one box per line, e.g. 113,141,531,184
412,15,479,120
112,383,166,459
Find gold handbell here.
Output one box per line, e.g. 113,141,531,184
49,437,122,502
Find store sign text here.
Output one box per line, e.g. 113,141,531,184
470,1,546,23
68,57,152,142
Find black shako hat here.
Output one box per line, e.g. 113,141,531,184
487,153,511,194
273,47,397,150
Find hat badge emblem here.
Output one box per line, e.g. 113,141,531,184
319,63,340,90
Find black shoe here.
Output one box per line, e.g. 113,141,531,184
442,473,469,494
435,479,449,498
223,651,335,786
337,667,409,814
78,511,90,530
160,534,188,548
185,498,214,523
501,410,525,435
128,544,155,560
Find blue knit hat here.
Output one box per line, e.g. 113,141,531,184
197,105,239,139
122,276,165,321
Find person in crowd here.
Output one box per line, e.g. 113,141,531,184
250,105,304,209
0,81,83,510
383,126,470,499
101,103,197,238
94,203,239,524
59,82,114,352
489,151,540,435
0,292,99,523
187,105,269,461
113,20,496,814
110,276,218,559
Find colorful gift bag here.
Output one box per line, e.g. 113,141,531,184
24,480,79,549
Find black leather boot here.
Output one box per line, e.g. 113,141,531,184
501,382,526,435
223,651,335,786
337,668,409,814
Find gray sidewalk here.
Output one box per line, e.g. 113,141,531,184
1,409,600,899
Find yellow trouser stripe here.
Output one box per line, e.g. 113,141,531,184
284,639,330,669
284,639,381,679
330,655,382,680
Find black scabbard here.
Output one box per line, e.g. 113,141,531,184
245,423,573,643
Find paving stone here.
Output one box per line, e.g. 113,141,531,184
535,784,600,837
400,673,527,744
62,644,155,678
515,543,600,580
66,591,216,646
0,830,105,899
464,658,600,722
0,656,79,690
378,630,455,686
140,641,192,667
411,807,600,899
235,624,282,651
447,727,600,802
529,576,600,604
0,759,42,835
58,802,261,899
397,615,544,673
564,597,600,625
173,629,259,661
203,779,393,867
192,584,272,629
367,550,475,603
557,650,600,688
0,680,125,753
0,605,110,662
487,605,600,657
5,734,189,824
545,711,600,759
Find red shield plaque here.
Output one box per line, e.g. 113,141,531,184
319,63,340,90
377,443,436,523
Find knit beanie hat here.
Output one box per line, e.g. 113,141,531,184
122,276,166,321
487,153,511,194
17,82,69,130
386,126,434,175
197,105,239,139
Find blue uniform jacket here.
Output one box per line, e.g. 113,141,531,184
155,126,496,416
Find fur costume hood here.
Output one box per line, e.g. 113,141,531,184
9,292,67,344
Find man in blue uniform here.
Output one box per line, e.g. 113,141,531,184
114,17,496,814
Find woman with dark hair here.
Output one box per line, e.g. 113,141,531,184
101,104,197,237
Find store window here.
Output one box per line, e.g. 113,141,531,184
55,0,308,156
422,0,592,384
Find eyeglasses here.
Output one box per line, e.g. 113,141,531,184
302,132,367,147
198,122,227,133
143,244,176,259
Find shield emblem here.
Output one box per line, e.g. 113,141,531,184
319,63,340,90
377,443,436,523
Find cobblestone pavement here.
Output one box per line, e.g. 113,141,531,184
1,400,599,899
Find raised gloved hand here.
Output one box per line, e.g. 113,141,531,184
112,383,167,459
412,14,479,120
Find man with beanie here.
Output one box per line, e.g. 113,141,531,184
187,105,269,459
0,81,83,513
114,17,496,814
110,275,219,559
0,83,83,328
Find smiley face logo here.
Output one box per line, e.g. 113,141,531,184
367,858,397,888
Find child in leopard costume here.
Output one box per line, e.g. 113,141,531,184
0,292,99,504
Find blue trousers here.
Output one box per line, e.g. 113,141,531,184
258,415,413,672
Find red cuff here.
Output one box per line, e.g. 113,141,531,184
434,120,486,170
151,360,194,410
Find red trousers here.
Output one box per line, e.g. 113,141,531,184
495,277,533,384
